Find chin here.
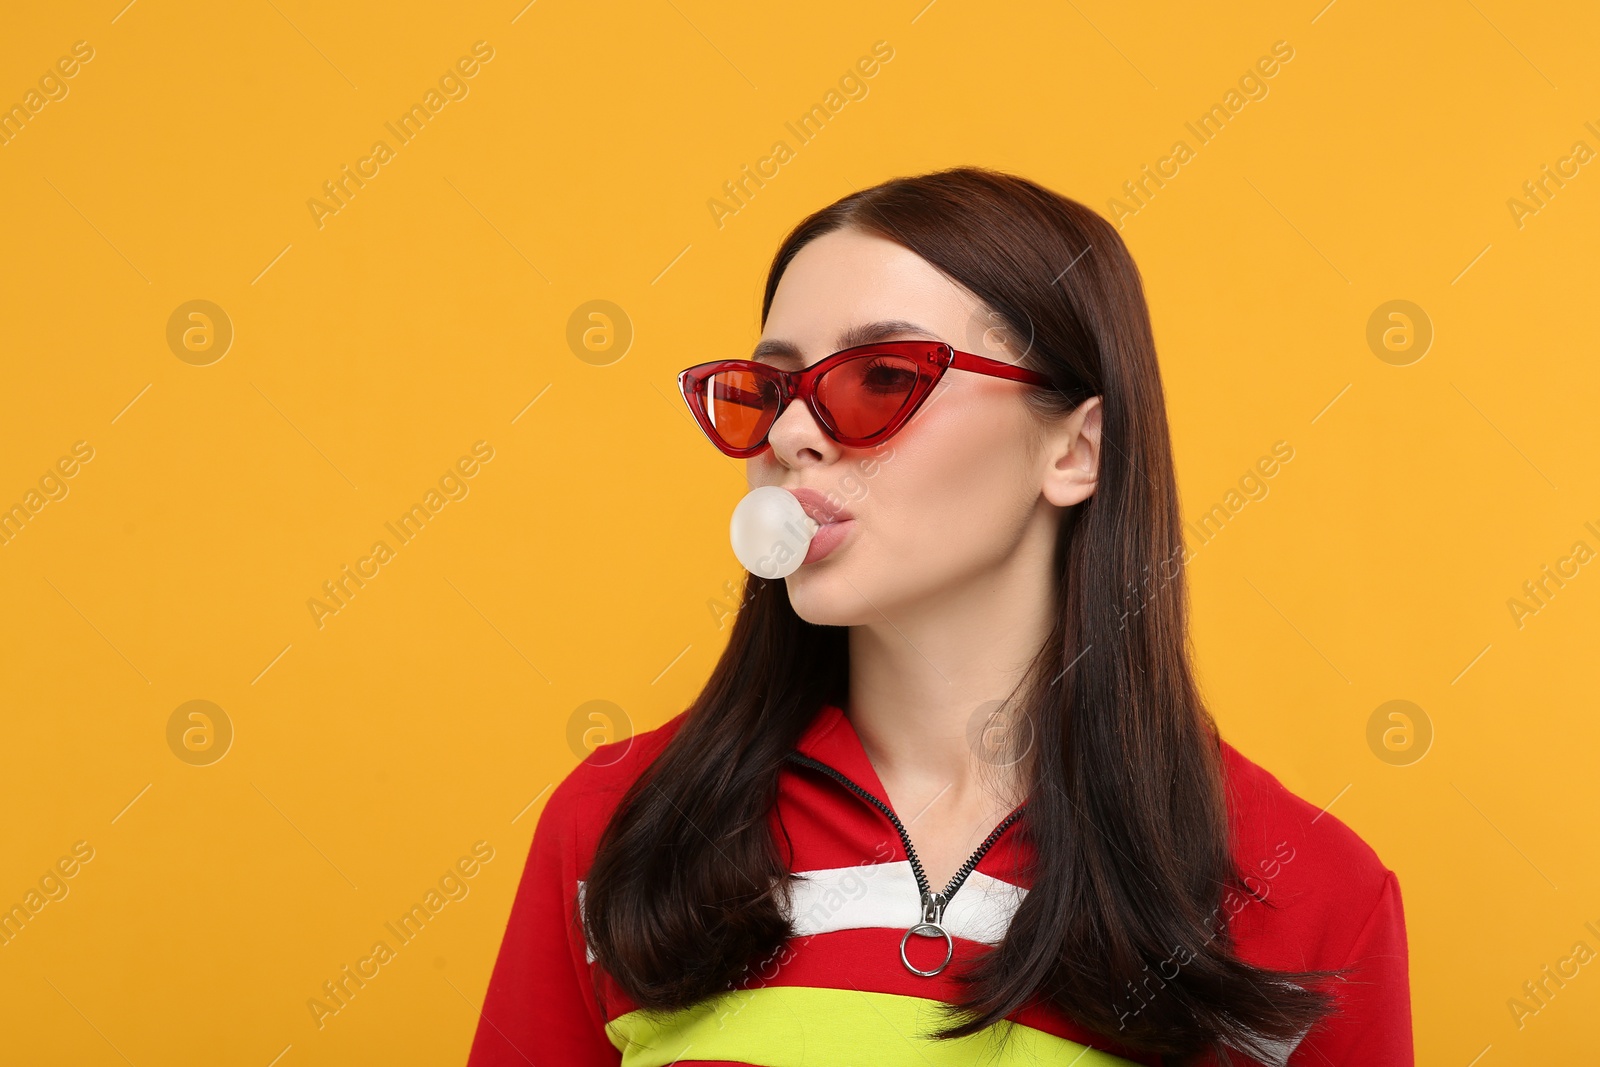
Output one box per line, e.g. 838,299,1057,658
783,568,878,627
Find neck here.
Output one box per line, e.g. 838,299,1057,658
844,531,1054,811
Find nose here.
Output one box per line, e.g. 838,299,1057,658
763,395,839,469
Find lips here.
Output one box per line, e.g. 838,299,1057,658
801,518,854,564
786,486,855,528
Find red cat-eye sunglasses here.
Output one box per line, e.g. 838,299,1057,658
677,339,1054,458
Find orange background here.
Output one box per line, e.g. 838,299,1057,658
1,1,1596,1063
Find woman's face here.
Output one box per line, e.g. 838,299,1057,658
748,225,1099,627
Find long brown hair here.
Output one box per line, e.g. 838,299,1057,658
580,166,1347,1063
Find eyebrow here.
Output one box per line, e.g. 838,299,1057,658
750,319,939,363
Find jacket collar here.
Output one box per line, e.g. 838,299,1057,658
790,701,895,805
790,700,1033,831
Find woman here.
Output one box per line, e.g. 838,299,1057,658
467,167,1412,1066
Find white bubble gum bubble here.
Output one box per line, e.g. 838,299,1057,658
730,485,818,579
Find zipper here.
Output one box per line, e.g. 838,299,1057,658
782,749,1028,976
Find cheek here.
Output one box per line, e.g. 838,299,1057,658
862,400,1035,559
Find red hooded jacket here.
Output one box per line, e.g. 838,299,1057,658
466,702,1412,1066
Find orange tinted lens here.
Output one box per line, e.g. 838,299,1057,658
816,353,921,439
705,368,779,449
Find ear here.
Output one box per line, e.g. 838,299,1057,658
1041,396,1102,508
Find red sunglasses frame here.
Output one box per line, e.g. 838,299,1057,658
677,339,1054,458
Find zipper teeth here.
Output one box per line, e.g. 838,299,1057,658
783,751,1027,901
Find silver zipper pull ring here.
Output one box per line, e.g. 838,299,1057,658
781,751,1029,982
900,889,954,976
